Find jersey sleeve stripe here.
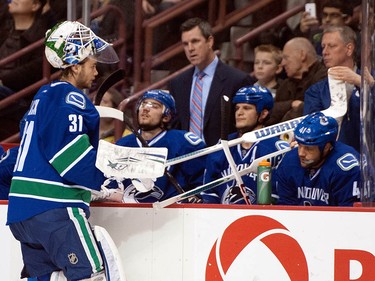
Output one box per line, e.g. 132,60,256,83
50,134,93,175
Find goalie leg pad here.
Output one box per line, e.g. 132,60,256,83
93,225,127,281
50,271,67,281
49,270,106,281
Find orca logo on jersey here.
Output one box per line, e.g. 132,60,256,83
205,215,309,280
337,153,359,171
66,92,86,109
184,132,203,145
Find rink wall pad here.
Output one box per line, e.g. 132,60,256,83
1,202,375,280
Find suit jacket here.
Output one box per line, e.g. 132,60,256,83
168,60,254,146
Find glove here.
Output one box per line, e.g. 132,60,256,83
91,177,124,202
131,178,155,192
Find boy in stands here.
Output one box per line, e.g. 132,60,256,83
253,44,283,99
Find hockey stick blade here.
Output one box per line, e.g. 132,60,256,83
153,147,291,209
96,106,124,121
94,69,125,105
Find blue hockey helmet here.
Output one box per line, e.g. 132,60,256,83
232,85,274,113
137,89,177,118
294,112,338,149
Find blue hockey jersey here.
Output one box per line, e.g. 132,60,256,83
202,132,289,204
7,81,106,224
274,142,360,206
116,130,206,203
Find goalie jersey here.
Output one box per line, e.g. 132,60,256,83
274,142,360,206
7,81,106,224
116,130,206,203
201,132,289,204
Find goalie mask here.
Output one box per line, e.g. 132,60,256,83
45,21,119,69
232,85,273,114
294,112,338,151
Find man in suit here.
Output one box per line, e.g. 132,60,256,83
168,17,254,146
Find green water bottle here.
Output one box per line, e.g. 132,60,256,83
257,159,272,205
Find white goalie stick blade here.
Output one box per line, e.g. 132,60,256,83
166,82,347,167
96,140,168,179
153,147,291,209
96,106,124,121
327,74,347,123
93,225,127,281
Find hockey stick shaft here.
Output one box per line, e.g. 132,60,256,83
94,69,125,105
153,147,291,209
221,95,251,205
166,92,346,167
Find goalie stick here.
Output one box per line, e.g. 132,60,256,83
153,147,291,209
165,79,347,167
94,69,125,105
221,95,251,205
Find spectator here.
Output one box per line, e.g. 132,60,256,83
252,44,283,99
303,25,370,152
265,37,327,126
6,21,119,280
202,85,289,204
294,0,359,57
274,112,360,206
115,90,207,203
0,0,48,140
0,0,48,96
98,87,131,142
168,17,254,146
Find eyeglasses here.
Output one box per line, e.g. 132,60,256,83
322,12,347,19
139,100,162,110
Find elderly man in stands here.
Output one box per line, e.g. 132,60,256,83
265,37,327,126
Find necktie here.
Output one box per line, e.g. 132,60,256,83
190,71,205,138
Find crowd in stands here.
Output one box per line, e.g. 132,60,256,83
0,0,372,208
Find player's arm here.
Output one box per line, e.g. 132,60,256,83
273,153,299,205
200,152,223,204
330,154,361,206
43,97,106,190
178,132,207,191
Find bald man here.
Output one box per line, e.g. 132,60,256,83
265,37,327,125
